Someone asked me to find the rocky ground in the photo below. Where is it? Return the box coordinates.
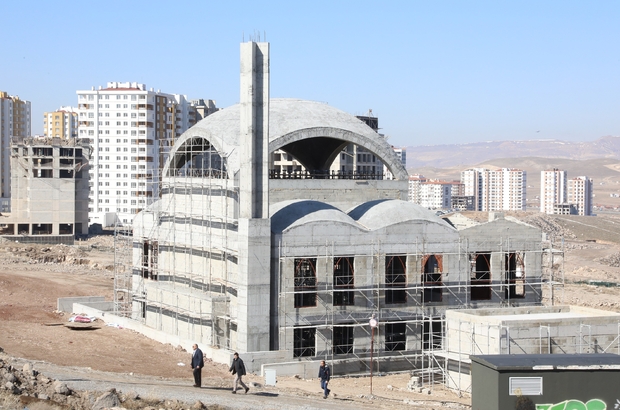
[0,212,619,409]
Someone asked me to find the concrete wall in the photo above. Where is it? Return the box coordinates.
[446,306,620,357]
[8,139,90,235]
[270,179,407,211]
[445,306,620,392]
[72,303,287,374]
[58,296,106,312]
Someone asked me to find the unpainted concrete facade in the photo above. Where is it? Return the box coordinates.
[125,41,549,376]
[444,306,620,393]
[0,136,90,241]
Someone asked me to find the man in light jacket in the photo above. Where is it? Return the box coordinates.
[229,352,249,394]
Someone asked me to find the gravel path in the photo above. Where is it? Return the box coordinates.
[9,356,388,410]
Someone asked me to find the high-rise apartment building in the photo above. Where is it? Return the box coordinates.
[0,91,31,200]
[191,99,218,121]
[408,175,462,210]
[44,107,78,139]
[333,114,384,177]
[408,175,427,203]
[76,82,215,227]
[540,169,567,214]
[419,181,452,209]
[567,176,593,216]
[461,167,526,211]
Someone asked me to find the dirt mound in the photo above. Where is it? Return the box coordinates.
[598,252,620,267]
[523,214,576,239]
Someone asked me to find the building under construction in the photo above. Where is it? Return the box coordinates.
[0,136,90,244]
[113,41,578,381]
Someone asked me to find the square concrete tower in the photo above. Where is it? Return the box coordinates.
[236,41,272,352]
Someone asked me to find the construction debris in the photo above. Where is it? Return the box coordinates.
[598,252,620,268]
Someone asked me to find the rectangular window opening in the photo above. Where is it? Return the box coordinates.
[505,252,525,299]
[471,252,492,300]
[333,256,354,306]
[386,255,407,304]
[35,169,53,178]
[422,319,442,350]
[294,258,317,308]
[293,327,316,357]
[32,224,53,235]
[385,322,406,351]
[422,255,443,303]
[333,326,354,355]
[58,224,73,235]
[142,240,158,280]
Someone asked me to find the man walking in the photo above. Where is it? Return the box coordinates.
[190,344,204,387]
[229,352,249,394]
[318,360,331,399]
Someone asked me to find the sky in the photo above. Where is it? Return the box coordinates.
[2,0,619,147]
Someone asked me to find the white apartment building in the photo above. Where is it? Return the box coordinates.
[419,181,452,210]
[0,91,31,202]
[501,168,527,210]
[77,82,212,227]
[408,175,427,203]
[540,168,567,214]
[408,176,461,210]
[567,176,593,216]
[44,107,78,139]
[461,167,526,211]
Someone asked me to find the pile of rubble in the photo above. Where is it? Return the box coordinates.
[0,241,114,271]
[80,235,116,252]
[0,352,210,410]
[598,252,620,268]
[1,243,89,265]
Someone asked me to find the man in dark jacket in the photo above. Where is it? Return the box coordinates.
[190,344,204,387]
[229,352,249,394]
[318,360,331,399]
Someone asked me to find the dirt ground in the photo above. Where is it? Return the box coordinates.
[0,237,468,409]
[0,213,619,409]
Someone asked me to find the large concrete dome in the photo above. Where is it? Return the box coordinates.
[163,98,407,180]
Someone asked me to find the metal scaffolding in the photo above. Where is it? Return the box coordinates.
[276,233,566,393]
[113,134,238,347]
[112,133,571,394]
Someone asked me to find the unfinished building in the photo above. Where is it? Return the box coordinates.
[0,136,90,243]
[119,41,558,376]
[443,306,620,393]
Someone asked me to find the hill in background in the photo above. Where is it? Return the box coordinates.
[405,136,620,209]
[406,136,620,168]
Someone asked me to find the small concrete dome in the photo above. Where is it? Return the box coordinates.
[270,200,362,233]
[349,199,453,230]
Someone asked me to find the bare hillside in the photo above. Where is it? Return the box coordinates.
[407,136,620,168]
